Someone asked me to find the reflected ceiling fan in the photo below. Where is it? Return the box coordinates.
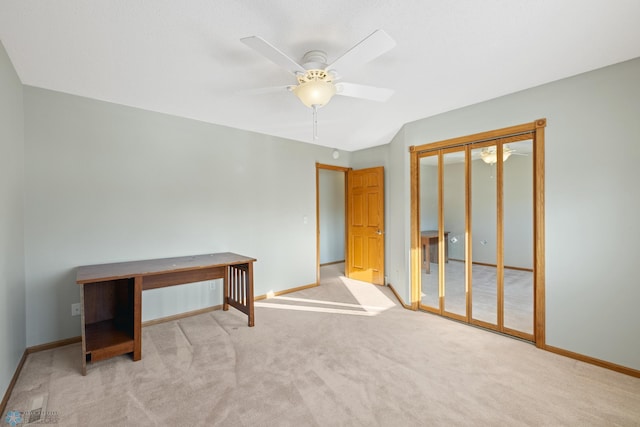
[434,145,530,165]
[240,29,396,139]
[479,145,528,165]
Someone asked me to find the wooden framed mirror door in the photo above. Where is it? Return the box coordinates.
[410,119,546,346]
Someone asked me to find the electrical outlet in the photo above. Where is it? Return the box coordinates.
[71,303,81,316]
[209,281,216,291]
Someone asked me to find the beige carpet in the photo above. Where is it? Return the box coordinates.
[421,260,534,333]
[5,263,640,426]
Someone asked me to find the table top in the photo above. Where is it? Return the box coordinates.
[77,252,256,284]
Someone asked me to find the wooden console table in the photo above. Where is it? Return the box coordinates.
[76,252,256,375]
[421,230,449,274]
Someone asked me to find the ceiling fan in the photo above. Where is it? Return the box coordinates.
[240,29,396,139]
[479,145,529,165]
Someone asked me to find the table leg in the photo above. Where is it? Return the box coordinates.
[247,262,255,327]
[421,236,431,274]
[80,285,87,376]
[223,266,230,311]
[133,276,142,361]
[444,232,449,263]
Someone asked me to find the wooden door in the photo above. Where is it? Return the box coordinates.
[347,167,385,285]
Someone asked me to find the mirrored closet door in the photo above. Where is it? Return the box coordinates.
[417,137,536,341]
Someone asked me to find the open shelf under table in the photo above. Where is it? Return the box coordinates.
[85,319,134,362]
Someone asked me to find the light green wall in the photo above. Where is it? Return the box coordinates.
[0,40,26,396]
[419,163,438,231]
[23,86,350,346]
[388,57,640,370]
[442,161,465,262]
[502,153,533,269]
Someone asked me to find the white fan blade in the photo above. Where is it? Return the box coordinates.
[326,29,396,78]
[335,82,394,102]
[241,36,306,75]
[239,85,293,96]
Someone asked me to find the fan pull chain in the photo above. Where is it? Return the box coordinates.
[312,104,319,140]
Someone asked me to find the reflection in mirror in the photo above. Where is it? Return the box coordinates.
[442,150,466,317]
[419,154,439,309]
[503,140,534,334]
[471,145,497,325]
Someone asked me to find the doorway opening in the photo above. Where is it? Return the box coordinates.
[316,164,386,286]
[316,164,348,283]
[410,119,546,346]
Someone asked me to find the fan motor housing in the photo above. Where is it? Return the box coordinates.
[301,50,328,70]
[296,69,333,85]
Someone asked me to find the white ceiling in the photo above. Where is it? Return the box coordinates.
[1,1,639,152]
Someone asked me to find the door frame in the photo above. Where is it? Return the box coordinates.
[409,119,546,347]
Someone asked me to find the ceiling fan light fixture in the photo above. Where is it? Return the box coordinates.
[480,146,513,165]
[293,69,336,108]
